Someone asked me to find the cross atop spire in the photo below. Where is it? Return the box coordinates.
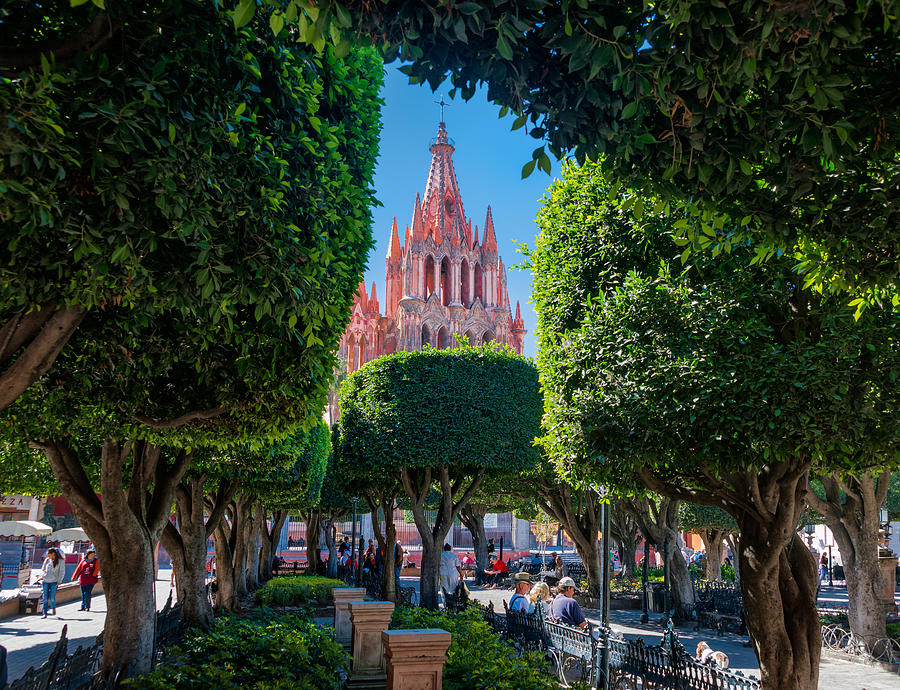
[434,94,450,123]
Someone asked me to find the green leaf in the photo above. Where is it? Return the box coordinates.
[496,34,513,61]
[168,123,176,144]
[234,0,256,29]
[742,57,756,78]
[270,13,284,35]
[621,101,638,119]
[521,160,536,179]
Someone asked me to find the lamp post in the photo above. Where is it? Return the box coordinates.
[350,496,359,585]
[640,539,650,624]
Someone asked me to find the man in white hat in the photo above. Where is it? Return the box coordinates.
[550,576,588,629]
[509,571,534,613]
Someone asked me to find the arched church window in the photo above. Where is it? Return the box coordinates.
[441,256,451,307]
[421,323,431,348]
[473,263,483,303]
[425,256,435,299]
[460,258,470,306]
[437,326,450,350]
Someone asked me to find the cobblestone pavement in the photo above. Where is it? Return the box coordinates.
[464,582,900,690]
[0,574,176,683]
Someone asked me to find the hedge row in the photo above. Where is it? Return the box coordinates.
[254,575,346,607]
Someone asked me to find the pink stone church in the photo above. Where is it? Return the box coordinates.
[338,121,526,373]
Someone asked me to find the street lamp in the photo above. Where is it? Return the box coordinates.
[350,496,359,585]
[804,521,816,551]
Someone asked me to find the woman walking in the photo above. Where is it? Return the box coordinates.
[39,548,65,619]
[72,548,99,611]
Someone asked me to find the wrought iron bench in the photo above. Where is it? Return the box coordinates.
[695,586,744,635]
[397,585,416,607]
[545,619,596,687]
[7,625,68,690]
[52,640,101,690]
[152,592,184,667]
[442,586,469,614]
[502,600,547,652]
[475,600,506,635]
[566,562,587,583]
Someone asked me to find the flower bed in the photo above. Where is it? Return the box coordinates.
[254,575,346,607]
[126,612,349,689]
[391,606,559,690]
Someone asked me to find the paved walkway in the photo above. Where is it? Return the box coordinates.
[0,574,175,683]
[464,583,900,690]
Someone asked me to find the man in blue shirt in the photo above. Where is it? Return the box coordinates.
[508,572,534,613]
[550,576,588,629]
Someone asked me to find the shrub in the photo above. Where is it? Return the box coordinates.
[721,563,736,582]
[126,612,349,689]
[255,575,346,607]
[390,606,558,690]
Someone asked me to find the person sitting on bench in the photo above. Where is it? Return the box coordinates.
[484,555,508,589]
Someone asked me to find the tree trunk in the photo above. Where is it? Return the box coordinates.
[639,460,820,690]
[620,536,637,578]
[367,495,399,602]
[459,504,490,585]
[212,519,237,611]
[620,496,695,620]
[36,439,190,676]
[725,533,740,583]
[400,466,484,609]
[701,529,728,582]
[322,515,338,578]
[245,502,262,591]
[159,475,239,628]
[808,470,890,648]
[572,536,603,596]
[738,514,819,690]
[302,510,321,573]
[232,496,252,599]
[259,509,287,583]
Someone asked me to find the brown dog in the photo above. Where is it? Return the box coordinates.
[696,641,730,669]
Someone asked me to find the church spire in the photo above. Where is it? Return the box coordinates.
[482,206,497,252]
[387,216,401,262]
[412,193,425,240]
[422,122,466,245]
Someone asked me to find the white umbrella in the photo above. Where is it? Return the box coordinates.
[0,520,53,537]
[48,527,89,542]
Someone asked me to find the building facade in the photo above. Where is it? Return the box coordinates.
[338,121,526,372]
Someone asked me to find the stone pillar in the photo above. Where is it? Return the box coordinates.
[333,588,367,645]
[382,629,452,690]
[349,601,395,677]
[878,554,898,613]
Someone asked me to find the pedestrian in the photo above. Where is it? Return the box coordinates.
[508,572,534,613]
[554,554,566,579]
[39,548,65,619]
[528,581,552,617]
[439,544,462,594]
[338,536,350,555]
[483,554,508,589]
[487,538,495,554]
[549,576,588,630]
[71,548,99,612]
[394,540,404,584]
[817,553,828,598]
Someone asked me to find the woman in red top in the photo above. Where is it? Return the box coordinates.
[71,549,99,611]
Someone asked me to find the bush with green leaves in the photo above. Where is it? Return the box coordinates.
[255,575,346,607]
[125,612,348,689]
[390,606,557,690]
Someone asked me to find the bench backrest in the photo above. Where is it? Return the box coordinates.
[544,619,595,662]
[503,601,546,647]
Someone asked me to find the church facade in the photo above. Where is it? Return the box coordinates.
[338,121,526,373]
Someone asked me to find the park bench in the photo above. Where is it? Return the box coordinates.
[153,593,184,665]
[442,586,469,614]
[397,585,416,607]
[502,600,547,653]
[474,600,506,635]
[6,625,67,690]
[693,581,744,635]
[544,619,596,686]
[566,562,587,583]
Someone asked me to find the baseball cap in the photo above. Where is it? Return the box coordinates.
[558,576,576,589]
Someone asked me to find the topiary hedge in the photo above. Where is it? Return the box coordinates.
[390,606,558,690]
[125,612,348,689]
[255,575,346,607]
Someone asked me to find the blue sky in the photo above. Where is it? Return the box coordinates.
[363,64,559,358]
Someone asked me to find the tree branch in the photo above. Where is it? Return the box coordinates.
[134,406,226,430]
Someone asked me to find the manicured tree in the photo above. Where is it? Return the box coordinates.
[336,345,542,608]
[678,503,738,582]
[250,0,900,300]
[529,161,900,690]
[333,441,404,601]
[0,2,382,674]
[807,470,891,646]
[618,496,694,620]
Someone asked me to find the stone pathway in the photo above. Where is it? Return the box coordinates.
[464,582,900,690]
[0,573,176,683]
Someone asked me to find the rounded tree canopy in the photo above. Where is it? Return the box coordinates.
[678,503,737,534]
[335,345,542,478]
[531,160,900,488]
[0,1,383,447]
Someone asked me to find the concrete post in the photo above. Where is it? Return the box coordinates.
[333,587,367,645]
[349,600,395,676]
[382,629,452,690]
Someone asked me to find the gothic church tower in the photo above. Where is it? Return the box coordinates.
[339,121,526,373]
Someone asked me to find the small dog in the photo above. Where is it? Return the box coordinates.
[696,641,730,669]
